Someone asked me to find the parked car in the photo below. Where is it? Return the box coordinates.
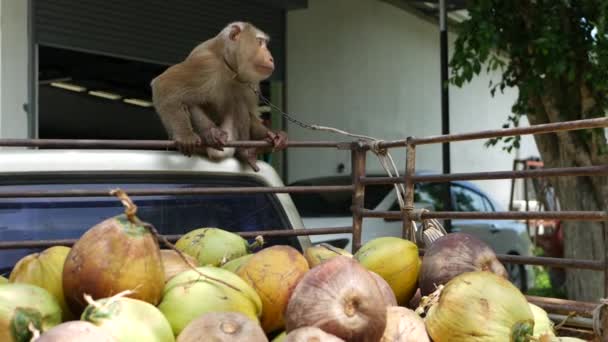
[289,174,535,291]
[0,149,312,275]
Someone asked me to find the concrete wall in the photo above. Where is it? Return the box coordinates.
[286,0,539,209]
[0,0,30,139]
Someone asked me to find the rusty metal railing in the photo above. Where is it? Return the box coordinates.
[0,116,607,339]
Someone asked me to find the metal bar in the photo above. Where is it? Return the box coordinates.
[360,209,608,221]
[0,185,354,198]
[0,138,346,149]
[0,227,354,250]
[358,165,608,185]
[417,248,604,270]
[403,144,416,240]
[548,314,593,330]
[351,144,367,252]
[526,295,597,317]
[377,117,608,148]
[496,254,604,270]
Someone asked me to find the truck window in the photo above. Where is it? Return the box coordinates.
[0,174,299,274]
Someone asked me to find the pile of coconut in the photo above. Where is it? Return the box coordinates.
[0,190,585,342]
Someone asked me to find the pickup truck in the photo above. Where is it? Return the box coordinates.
[0,149,313,275]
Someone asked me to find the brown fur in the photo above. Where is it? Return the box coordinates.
[150,22,287,171]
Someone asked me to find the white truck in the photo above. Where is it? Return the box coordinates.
[0,149,312,274]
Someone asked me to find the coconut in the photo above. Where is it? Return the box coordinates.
[304,243,353,268]
[35,321,116,342]
[422,271,534,341]
[82,292,174,342]
[380,306,429,342]
[158,266,263,336]
[62,190,165,315]
[285,256,387,342]
[418,232,508,296]
[354,237,420,305]
[369,271,398,307]
[0,283,62,342]
[9,246,73,320]
[271,331,287,342]
[236,245,309,334]
[529,303,555,339]
[175,228,263,266]
[221,254,254,274]
[160,249,199,282]
[176,312,268,342]
[285,327,345,342]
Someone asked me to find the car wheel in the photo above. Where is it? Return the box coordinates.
[506,261,527,292]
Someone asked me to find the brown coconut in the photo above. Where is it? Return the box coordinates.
[285,256,387,342]
[176,312,268,342]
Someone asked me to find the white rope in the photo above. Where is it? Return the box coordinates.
[251,86,446,246]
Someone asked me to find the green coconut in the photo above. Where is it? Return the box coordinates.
[9,246,74,320]
[0,283,62,342]
[82,292,174,342]
[158,266,262,336]
[423,271,534,342]
[175,228,263,266]
[221,254,254,274]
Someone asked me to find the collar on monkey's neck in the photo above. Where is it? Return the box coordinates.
[222,56,250,85]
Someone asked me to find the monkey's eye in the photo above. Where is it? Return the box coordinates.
[257,38,266,46]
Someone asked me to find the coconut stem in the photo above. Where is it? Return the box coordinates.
[248,235,265,250]
[320,243,348,256]
[415,284,443,316]
[28,322,40,342]
[110,188,138,223]
[142,221,243,293]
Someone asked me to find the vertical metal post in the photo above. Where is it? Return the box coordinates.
[524,162,530,234]
[403,142,416,240]
[603,228,608,342]
[440,0,452,231]
[27,0,38,139]
[351,143,367,252]
[604,223,608,299]
[509,159,518,211]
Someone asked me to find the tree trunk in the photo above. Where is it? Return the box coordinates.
[527,97,608,302]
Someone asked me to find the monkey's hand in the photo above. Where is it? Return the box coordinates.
[202,127,229,151]
[175,133,202,157]
[235,148,260,172]
[265,130,288,151]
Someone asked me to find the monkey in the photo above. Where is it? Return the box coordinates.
[150,21,287,171]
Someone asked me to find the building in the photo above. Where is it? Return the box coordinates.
[0,0,539,208]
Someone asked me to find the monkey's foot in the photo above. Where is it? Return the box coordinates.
[202,127,229,151]
[265,130,288,151]
[235,147,260,172]
[175,134,202,157]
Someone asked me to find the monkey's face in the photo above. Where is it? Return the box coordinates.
[228,24,275,83]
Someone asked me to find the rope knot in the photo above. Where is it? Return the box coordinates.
[370,140,388,155]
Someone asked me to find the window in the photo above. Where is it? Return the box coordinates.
[389,183,449,211]
[452,185,487,212]
[0,174,299,273]
[290,177,393,217]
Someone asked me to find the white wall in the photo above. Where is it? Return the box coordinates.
[286,0,539,209]
[0,0,30,139]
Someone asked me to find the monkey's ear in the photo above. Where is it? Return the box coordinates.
[229,24,242,41]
